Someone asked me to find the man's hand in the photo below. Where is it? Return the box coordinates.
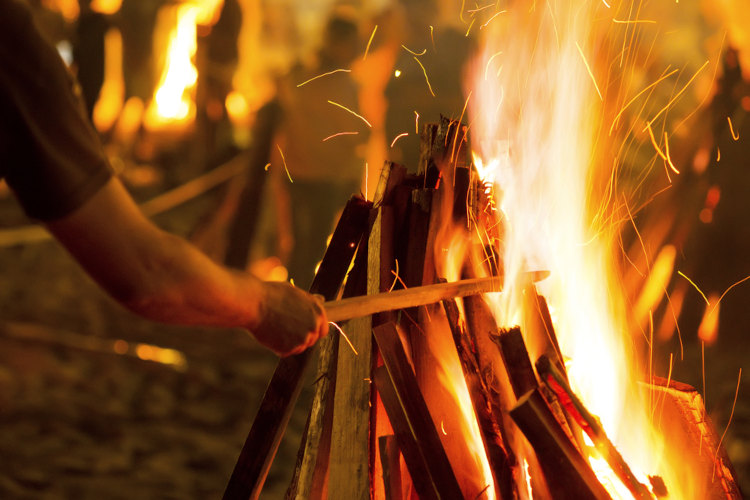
[250,281,329,356]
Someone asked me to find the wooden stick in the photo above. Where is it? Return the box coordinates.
[324,272,548,323]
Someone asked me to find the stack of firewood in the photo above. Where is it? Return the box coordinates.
[222,118,741,500]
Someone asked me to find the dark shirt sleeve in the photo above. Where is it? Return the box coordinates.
[0,0,112,221]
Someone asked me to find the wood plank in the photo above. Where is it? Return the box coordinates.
[374,366,439,500]
[327,313,372,500]
[372,322,464,499]
[222,196,371,500]
[285,160,404,499]
[327,204,393,498]
[284,333,339,500]
[328,169,397,499]
[462,294,517,462]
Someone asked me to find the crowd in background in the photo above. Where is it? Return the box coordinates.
[13,0,474,289]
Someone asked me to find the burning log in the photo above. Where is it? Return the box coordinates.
[223,196,371,500]
[510,388,613,500]
[494,326,539,399]
[372,322,464,500]
[535,354,654,500]
[645,377,742,500]
[442,297,517,499]
[462,293,519,455]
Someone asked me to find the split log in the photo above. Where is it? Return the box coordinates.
[327,208,392,499]
[372,322,463,500]
[645,377,741,499]
[521,285,583,450]
[510,388,612,500]
[462,293,518,455]
[535,355,652,500]
[442,298,516,499]
[494,326,539,399]
[522,284,566,377]
[286,162,403,499]
[374,366,440,500]
[222,196,371,500]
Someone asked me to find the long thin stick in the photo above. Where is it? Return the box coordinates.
[324,272,548,323]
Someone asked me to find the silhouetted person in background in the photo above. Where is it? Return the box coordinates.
[73,0,109,121]
[273,11,366,289]
[194,0,243,168]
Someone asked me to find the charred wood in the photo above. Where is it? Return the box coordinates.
[535,355,652,500]
[510,388,612,500]
[373,323,463,500]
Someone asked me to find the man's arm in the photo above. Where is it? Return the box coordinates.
[46,177,328,356]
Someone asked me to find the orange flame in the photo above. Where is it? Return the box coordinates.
[144,1,224,130]
[459,0,704,497]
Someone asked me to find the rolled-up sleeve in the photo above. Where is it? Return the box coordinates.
[0,0,112,221]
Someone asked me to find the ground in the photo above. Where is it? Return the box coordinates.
[0,175,315,499]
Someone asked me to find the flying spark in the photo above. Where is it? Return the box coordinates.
[322,131,359,142]
[644,60,710,132]
[480,10,507,29]
[677,270,709,305]
[663,132,680,174]
[576,41,603,101]
[276,145,293,183]
[297,68,351,88]
[484,51,503,80]
[390,132,409,148]
[713,368,742,479]
[413,56,436,97]
[363,25,377,60]
[402,44,427,56]
[613,18,656,24]
[727,116,740,140]
[329,321,358,355]
[327,100,372,127]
